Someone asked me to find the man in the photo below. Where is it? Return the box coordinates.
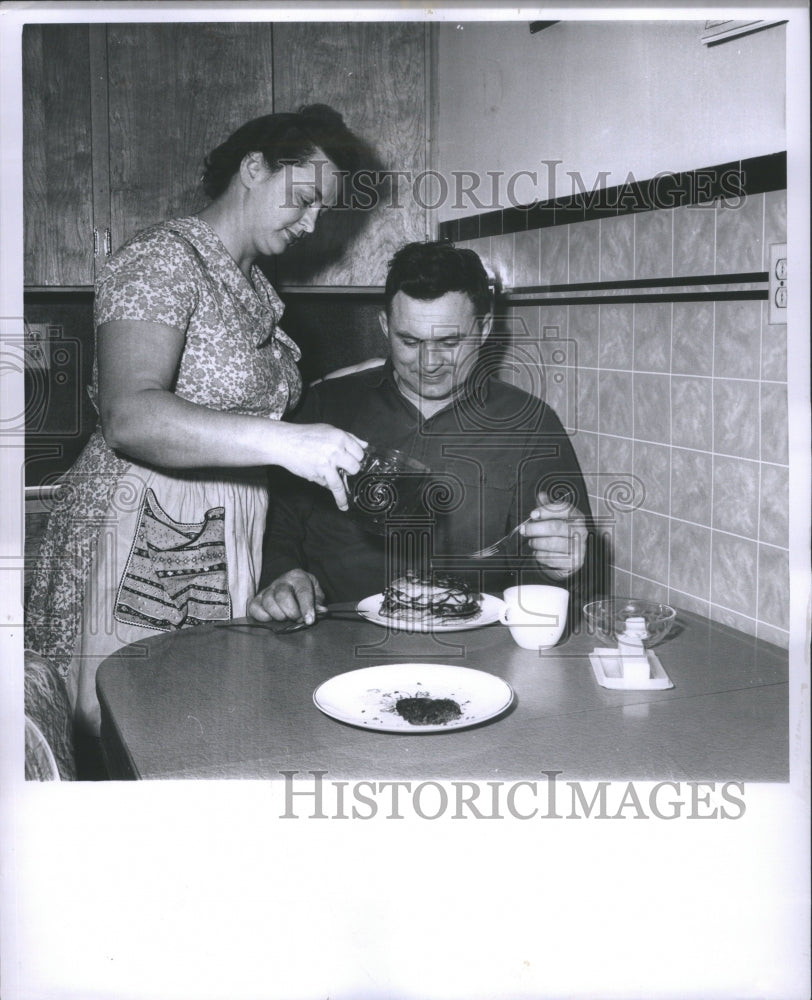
[249,241,596,624]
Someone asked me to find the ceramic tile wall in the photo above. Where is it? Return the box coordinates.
[460,189,789,647]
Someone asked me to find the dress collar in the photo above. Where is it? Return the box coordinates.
[169,217,292,352]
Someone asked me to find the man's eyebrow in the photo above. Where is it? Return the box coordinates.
[394,329,464,341]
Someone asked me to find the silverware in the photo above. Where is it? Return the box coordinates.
[463,518,531,559]
[214,605,359,635]
[214,619,290,635]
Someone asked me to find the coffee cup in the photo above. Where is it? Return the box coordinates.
[499,585,569,650]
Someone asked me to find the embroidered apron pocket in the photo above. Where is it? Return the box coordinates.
[115,488,231,630]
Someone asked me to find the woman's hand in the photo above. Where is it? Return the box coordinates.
[97,320,365,507]
[275,423,366,510]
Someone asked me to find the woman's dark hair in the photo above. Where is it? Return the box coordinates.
[201,104,364,199]
[384,241,493,319]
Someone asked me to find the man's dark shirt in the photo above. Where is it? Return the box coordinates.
[262,360,598,610]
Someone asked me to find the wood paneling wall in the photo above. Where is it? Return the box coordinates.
[273,22,429,286]
[106,23,275,249]
[23,25,95,286]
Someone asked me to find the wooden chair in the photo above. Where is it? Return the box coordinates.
[310,357,385,386]
[24,649,77,780]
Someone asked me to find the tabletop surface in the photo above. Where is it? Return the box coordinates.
[96,609,789,782]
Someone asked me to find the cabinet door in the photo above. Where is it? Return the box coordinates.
[23,25,95,286]
[273,22,429,287]
[105,23,274,253]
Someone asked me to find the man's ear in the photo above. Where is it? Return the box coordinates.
[378,309,390,341]
[478,313,493,343]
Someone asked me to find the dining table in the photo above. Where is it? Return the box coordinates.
[95,605,789,782]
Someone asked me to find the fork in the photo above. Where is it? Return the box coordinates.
[463,517,532,559]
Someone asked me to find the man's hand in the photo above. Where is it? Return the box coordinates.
[247,569,326,624]
[521,490,587,580]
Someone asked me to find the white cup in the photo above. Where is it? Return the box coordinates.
[499,585,570,650]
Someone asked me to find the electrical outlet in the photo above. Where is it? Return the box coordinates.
[768,243,787,325]
[24,322,51,370]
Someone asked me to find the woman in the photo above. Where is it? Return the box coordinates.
[26,104,367,738]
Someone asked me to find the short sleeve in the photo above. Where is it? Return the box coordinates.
[94,229,200,332]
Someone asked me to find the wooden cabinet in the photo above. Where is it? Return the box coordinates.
[273,22,431,286]
[24,23,276,286]
[23,21,431,288]
[105,23,275,250]
[23,25,95,286]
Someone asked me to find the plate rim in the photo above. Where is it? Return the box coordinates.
[355,591,505,632]
[312,661,514,733]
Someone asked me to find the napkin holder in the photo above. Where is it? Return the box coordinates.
[589,647,673,690]
[589,617,674,690]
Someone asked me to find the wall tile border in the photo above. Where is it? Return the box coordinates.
[439,151,786,243]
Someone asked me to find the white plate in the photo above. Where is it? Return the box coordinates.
[313,663,514,733]
[355,592,504,632]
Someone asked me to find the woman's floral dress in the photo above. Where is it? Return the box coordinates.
[25,217,302,721]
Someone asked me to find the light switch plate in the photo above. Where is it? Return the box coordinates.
[768,243,787,325]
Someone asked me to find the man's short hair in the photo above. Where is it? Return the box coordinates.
[384,241,493,319]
